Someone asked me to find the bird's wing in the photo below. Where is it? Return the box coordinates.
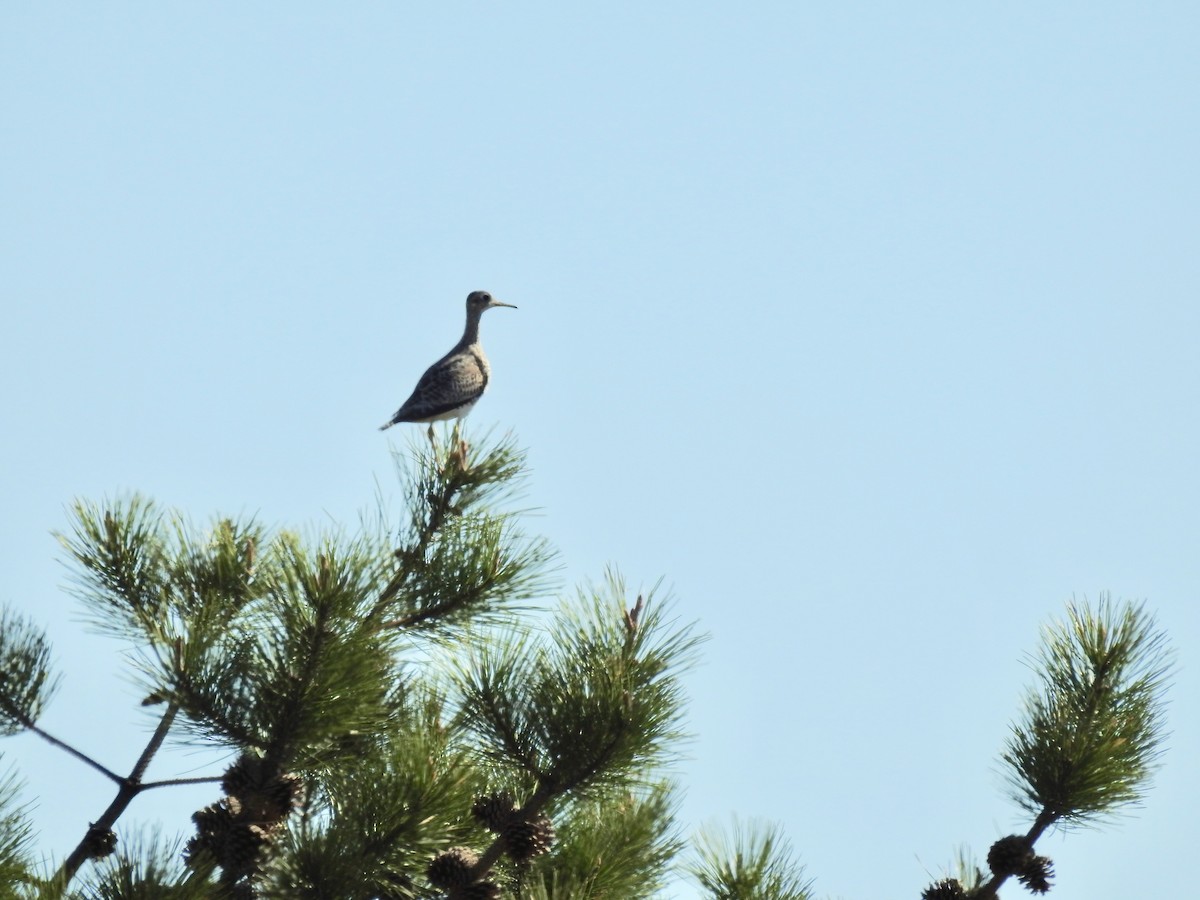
[388,352,488,423]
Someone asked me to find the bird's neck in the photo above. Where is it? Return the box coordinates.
[459,310,484,346]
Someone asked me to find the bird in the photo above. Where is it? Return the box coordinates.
[379,290,516,438]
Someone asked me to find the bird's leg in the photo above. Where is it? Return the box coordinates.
[448,420,470,471]
[427,424,450,476]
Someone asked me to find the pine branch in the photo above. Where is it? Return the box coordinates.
[932,597,1175,900]
[374,435,498,614]
[381,542,505,631]
[56,703,180,884]
[262,561,336,772]
[371,431,550,634]
[443,583,703,897]
[56,496,170,645]
[170,666,263,750]
[1001,596,1172,826]
[456,580,701,803]
[467,782,557,883]
[473,666,546,781]
[374,448,468,612]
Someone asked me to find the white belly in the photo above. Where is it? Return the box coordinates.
[425,398,478,422]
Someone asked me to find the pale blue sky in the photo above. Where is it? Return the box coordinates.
[2,4,1198,898]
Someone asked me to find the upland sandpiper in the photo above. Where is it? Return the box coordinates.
[379,290,516,438]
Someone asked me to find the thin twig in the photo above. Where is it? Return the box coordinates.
[172,670,261,748]
[140,774,224,790]
[381,576,496,630]
[21,719,124,785]
[1024,807,1057,845]
[129,700,177,783]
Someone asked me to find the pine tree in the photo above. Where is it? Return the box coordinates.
[0,431,1175,899]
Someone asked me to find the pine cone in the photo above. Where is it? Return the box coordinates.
[186,783,284,888]
[921,878,967,900]
[427,847,479,889]
[81,824,117,859]
[243,772,305,823]
[222,754,267,797]
[222,754,304,824]
[501,812,556,862]
[987,834,1033,876]
[1018,855,1055,894]
[190,799,237,849]
[182,836,204,865]
[222,823,274,878]
[471,792,517,832]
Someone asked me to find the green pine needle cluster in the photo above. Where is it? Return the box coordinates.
[529,785,682,899]
[455,574,704,799]
[0,766,37,898]
[687,819,814,900]
[1002,595,1173,828]
[71,836,209,900]
[0,612,58,737]
[381,432,556,633]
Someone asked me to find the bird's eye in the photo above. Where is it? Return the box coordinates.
[480,293,491,302]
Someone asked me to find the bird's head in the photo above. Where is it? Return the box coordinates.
[467,290,517,313]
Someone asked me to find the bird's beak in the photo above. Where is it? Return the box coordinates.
[492,300,518,309]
